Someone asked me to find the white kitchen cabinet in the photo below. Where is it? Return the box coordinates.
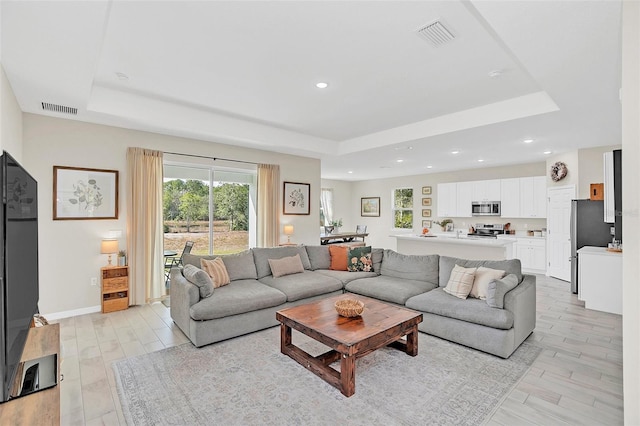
[500,178,520,218]
[515,237,546,273]
[519,176,547,218]
[577,246,621,315]
[437,183,457,217]
[472,179,501,201]
[604,151,615,223]
[456,181,473,217]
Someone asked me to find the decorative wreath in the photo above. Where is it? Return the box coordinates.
[550,161,568,182]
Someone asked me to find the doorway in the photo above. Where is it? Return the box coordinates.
[547,185,575,281]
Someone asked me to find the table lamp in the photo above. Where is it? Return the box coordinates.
[101,239,119,266]
[284,225,294,243]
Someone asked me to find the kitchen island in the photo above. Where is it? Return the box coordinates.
[394,234,515,260]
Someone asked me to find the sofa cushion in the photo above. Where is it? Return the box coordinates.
[371,248,383,275]
[183,251,258,281]
[252,247,312,279]
[306,245,331,270]
[438,256,522,287]
[486,274,520,309]
[345,275,437,305]
[329,245,348,271]
[347,246,373,272]
[182,264,214,298]
[258,270,343,302]
[315,269,377,285]
[189,279,287,321]
[443,264,476,299]
[380,250,439,284]
[200,257,231,288]
[470,267,505,300]
[268,254,305,278]
[405,288,514,330]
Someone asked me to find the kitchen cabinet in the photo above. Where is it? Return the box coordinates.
[472,179,501,201]
[455,181,473,217]
[500,178,520,218]
[519,176,546,218]
[514,237,546,273]
[577,246,621,315]
[437,183,457,217]
[603,151,615,223]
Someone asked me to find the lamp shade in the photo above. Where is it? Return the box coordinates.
[101,239,119,254]
[283,225,294,235]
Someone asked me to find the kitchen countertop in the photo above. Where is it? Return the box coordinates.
[577,246,622,257]
[394,234,515,248]
[497,234,546,240]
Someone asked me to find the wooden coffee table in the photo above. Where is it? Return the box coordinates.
[275,294,423,397]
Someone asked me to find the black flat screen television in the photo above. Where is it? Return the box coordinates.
[0,151,39,402]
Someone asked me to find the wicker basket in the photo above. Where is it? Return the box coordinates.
[334,299,365,317]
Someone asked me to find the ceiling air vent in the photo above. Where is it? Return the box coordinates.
[41,102,78,115]
[416,20,456,47]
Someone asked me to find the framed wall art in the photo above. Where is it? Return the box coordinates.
[53,166,119,220]
[422,220,432,228]
[421,197,432,206]
[283,181,310,215]
[422,209,432,217]
[361,197,380,217]
[422,186,432,195]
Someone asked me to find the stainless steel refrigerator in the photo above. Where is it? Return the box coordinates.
[570,199,613,294]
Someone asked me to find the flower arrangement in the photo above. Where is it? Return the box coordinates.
[434,218,453,231]
[330,218,343,228]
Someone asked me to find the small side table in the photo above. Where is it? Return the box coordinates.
[101,266,129,313]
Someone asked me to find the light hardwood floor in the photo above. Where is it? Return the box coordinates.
[55,274,623,425]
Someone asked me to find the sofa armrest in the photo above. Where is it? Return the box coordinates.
[169,267,200,339]
[504,274,536,344]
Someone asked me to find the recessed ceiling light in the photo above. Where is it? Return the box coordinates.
[478,159,484,162]
[347,171,353,174]
[396,159,404,163]
[488,69,503,78]
[426,165,433,169]
[316,82,328,89]
[543,150,552,155]
[523,139,534,144]
[115,72,129,81]
[451,150,459,155]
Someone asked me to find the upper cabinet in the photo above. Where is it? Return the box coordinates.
[456,181,473,217]
[500,178,521,218]
[437,182,457,217]
[519,176,547,218]
[472,179,501,201]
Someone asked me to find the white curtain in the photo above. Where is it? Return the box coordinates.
[257,164,280,247]
[127,147,165,304]
[320,188,334,226]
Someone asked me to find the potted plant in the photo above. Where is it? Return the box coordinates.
[117,250,127,266]
[434,219,453,232]
[330,218,343,233]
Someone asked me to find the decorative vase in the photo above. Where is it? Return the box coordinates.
[118,256,127,266]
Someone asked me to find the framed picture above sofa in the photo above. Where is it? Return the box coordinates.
[361,197,380,217]
[283,181,310,215]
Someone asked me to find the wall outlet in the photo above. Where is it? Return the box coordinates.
[90,277,98,286]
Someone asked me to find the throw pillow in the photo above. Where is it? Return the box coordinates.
[486,274,519,308]
[268,254,305,278]
[347,246,373,272]
[470,266,506,300]
[200,257,231,288]
[329,245,349,271]
[182,264,215,298]
[443,264,477,299]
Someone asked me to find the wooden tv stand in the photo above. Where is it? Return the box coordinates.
[0,324,60,425]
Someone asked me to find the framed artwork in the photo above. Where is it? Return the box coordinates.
[422,186,432,195]
[422,220,432,228]
[421,197,432,206]
[361,197,380,217]
[422,209,432,217]
[283,181,310,215]
[53,166,119,220]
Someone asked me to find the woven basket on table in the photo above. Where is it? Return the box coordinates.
[334,299,365,317]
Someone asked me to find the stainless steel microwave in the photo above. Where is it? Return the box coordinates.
[471,201,501,216]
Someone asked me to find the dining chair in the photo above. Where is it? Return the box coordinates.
[355,225,367,242]
[165,241,195,288]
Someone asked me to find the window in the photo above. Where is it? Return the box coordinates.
[392,188,413,229]
[320,188,334,226]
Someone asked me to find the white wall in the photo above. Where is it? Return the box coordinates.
[622,2,640,423]
[22,113,321,317]
[0,64,22,160]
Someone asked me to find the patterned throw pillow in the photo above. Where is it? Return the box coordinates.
[469,267,505,300]
[347,246,373,272]
[329,245,349,271]
[443,264,477,299]
[200,257,231,288]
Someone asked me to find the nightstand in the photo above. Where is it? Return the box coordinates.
[101,266,129,313]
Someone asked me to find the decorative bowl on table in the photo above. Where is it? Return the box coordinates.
[334,299,365,317]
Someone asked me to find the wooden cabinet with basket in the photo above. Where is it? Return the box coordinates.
[101,266,129,313]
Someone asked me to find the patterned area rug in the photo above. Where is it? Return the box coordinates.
[113,327,540,425]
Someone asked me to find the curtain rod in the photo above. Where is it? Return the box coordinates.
[163,151,259,165]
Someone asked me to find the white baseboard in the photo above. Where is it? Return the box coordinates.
[42,305,102,321]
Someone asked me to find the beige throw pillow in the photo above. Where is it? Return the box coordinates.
[268,254,305,278]
[470,266,506,300]
[443,264,477,299]
[200,257,231,288]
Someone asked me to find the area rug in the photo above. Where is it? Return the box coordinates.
[113,327,540,426]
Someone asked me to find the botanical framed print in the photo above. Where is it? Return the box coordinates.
[422,209,432,217]
[422,220,432,228]
[283,181,310,215]
[422,197,432,206]
[422,186,432,195]
[361,197,380,217]
[53,166,118,220]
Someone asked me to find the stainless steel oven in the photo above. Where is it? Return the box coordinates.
[471,201,501,216]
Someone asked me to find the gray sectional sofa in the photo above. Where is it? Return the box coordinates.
[170,245,536,358]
